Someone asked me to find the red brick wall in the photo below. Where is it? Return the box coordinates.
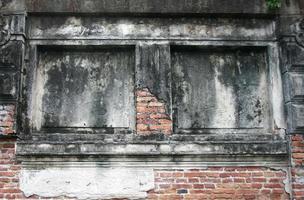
[0,139,25,199]
[148,168,290,200]
[136,88,172,135]
[0,105,15,135]
[291,135,304,167]
[291,134,304,200]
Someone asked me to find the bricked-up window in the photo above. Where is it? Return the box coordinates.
[171,46,271,134]
[31,46,135,133]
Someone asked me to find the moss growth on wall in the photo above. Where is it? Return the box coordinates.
[266,0,281,9]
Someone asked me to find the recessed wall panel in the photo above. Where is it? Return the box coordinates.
[33,47,135,130]
[172,47,270,130]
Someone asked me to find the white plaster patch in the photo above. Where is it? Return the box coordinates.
[117,23,135,36]
[20,167,154,200]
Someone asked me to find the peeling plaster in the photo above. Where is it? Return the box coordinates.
[269,167,292,197]
[20,167,154,200]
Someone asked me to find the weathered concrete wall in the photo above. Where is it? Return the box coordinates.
[0,0,303,199]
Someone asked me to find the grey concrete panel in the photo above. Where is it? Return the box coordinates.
[32,46,135,130]
[171,47,270,130]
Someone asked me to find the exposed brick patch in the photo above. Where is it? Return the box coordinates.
[291,134,304,200]
[0,139,27,199]
[0,104,15,135]
[136,88,172,135]
[148,167,290,200]
[291,134,304,167]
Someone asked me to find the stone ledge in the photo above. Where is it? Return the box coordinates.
[21,132,286,143]
[17,133,288,160]
[16,140,288,158]
[18,159,289,168]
